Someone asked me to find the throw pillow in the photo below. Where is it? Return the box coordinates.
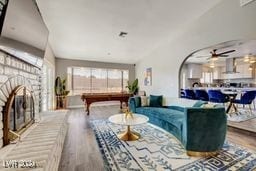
[201,103,216,108]
[134,96,141,107]
[149,95,163,107]
[141,96,149,106]
[193,100,208,107]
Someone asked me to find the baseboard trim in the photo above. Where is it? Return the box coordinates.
[67,105,84,109]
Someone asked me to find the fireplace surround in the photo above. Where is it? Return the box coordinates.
[0,75,38,148]
[3,85,34,145]
[0,49,41,149]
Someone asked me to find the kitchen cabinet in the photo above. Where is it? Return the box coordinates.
[232,63,252,79]
[220,67,226,79]
[213,67,222,80]
[187,64,202,78]
[241,63,253,78]
[201,72,213,83]
[221,63,252,79]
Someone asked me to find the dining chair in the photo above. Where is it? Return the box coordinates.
[184,89,197,100]
[195,89,209,101]
[208,90,229,105]
[233,90,256,114]
[180,89,186,98]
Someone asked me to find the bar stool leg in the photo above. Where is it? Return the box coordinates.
[249,104,252,115]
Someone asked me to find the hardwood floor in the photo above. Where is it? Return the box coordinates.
[228,118,256,133]
[59,105,256,171]
[58,105,121,171]
[227,127,256,151]
[227,105,256,133]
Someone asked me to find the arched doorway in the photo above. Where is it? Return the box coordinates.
[178,39,256,97]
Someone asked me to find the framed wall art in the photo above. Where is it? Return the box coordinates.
[144,67,152,86]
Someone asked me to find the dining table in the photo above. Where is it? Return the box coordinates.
[222,91,239,113]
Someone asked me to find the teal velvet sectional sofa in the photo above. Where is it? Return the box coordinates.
[129,97,227,154]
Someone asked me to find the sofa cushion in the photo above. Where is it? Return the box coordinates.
[141,96,149,106]
[166,106,185,112]
[149,95,163,107]
[168,98,196,108]
[136,107,184,130]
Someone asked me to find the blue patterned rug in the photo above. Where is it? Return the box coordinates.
[91,120,256,171]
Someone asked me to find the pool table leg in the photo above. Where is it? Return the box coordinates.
[86,102,91,115]
[120,101,123,109]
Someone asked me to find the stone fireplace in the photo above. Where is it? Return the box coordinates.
[3,84,35,145]
[0,51,41,148]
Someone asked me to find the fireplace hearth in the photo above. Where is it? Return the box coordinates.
[3,85,35,145]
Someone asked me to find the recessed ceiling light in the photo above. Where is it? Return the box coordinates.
[119,32,128,37]
[244,55,250,62]
[211,56,218,61]
[249,58,256,63]
[210,63,215,68]
[249,65,253,71]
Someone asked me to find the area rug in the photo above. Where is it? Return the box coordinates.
[227,109,256,122]
[91,120,256,171]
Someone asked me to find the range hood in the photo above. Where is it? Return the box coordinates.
[223,58,239,74]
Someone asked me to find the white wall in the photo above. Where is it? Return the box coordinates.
[136,0,256,104]
[44,43,56,67]
[43,43,56,110]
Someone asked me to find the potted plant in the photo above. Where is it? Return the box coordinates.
[55,76,70,109]
[126,78,139,95]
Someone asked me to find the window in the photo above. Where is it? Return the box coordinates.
[67,67,129,95]
[91,68,107,93]
[73,67,91,92]
[123,70,129,92]
[108,69,122,92]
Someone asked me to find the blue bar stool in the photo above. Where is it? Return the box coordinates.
[233,90,256,114]
[184,89,197,100]
[195,89,209,101]
[208,90,229,105]
[180,89,186,98]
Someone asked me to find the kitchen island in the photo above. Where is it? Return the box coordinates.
[191,87,256,92]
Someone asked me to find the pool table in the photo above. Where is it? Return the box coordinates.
[81,93,132,115]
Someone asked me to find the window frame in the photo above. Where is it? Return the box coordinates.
[67,66,129,94]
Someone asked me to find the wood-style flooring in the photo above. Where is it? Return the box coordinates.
[227,105,256,133]
[58,105,256,171]
[228,118,256,133]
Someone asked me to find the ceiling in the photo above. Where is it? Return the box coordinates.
[35,0,222,64]
[2,0,48,51]
[186,39,256,66]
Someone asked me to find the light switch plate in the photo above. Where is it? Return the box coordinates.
[240,0,256,6]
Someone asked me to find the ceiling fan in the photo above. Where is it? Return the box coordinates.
[195,49,236,61]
